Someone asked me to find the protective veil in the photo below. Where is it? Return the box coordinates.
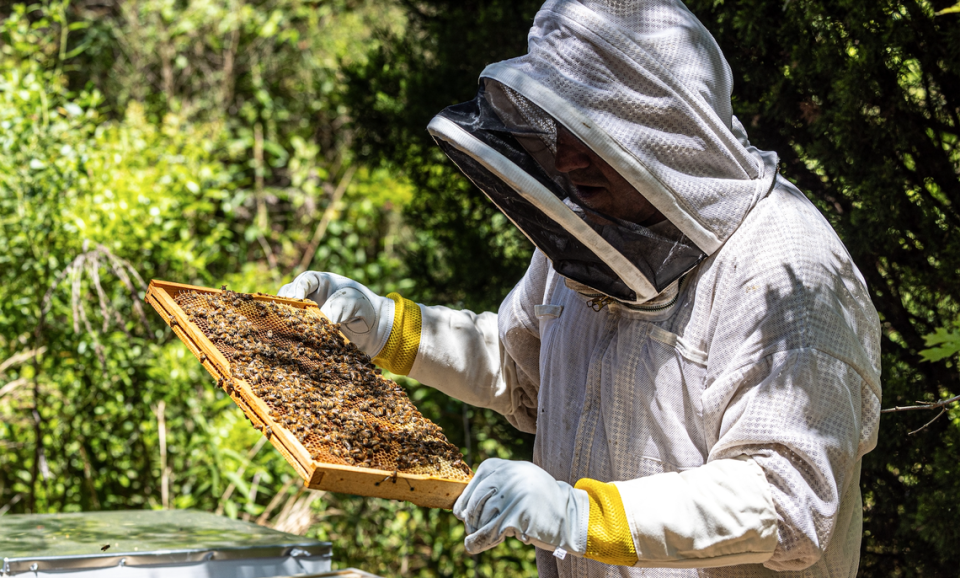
[410,1,881,577]
[427,0,778,305]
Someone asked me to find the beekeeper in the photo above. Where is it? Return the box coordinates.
[279,0,881,575]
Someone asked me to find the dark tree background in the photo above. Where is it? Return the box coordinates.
[347,1,960,575]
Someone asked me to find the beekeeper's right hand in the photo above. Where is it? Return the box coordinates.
[277,272,421,375]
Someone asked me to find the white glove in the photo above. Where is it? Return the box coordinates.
[453,458,589,555]
[278,272,394,358]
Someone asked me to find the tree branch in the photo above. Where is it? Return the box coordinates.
[0,348,47,376]
[294,165,356,275]
[881,393,960,413]
[908,408,947,436]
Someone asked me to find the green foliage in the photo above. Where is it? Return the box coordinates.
[0,1,287,517]
[15,0,960,573]
[0,2,535,576]
[920,322,960,362]
[344,0,541,310]
[938,1,960,14]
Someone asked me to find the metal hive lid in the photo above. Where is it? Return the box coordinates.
[1,509,331,574]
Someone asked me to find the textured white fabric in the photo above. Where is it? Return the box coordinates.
[412,178,881,577]
[410,293,541,434]
[613,456,777,568]
[278,272,394,357]
[479,0,781,255]
[453,458,590,556]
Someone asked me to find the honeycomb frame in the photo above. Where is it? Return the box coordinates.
[146,280,470,509]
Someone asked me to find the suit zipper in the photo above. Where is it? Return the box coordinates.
[584,275,685,313]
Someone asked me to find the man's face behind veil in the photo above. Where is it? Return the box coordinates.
[554,124,665,228]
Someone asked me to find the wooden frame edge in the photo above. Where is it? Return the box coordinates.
[145,280,470,509]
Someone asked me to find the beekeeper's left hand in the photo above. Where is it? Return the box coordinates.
[453,458,589,555]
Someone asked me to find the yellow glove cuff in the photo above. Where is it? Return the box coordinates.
[575,478,638,566]
[372,293,422,375]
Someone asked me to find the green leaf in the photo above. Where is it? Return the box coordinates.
[937,2,960,15]
[920,326,960,362]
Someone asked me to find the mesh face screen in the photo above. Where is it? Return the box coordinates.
[433,83,706,302]
[175,289,471,480]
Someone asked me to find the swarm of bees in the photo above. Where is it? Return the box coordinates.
[175,288,471,480]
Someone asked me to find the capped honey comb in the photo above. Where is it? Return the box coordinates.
[146,280,471,509]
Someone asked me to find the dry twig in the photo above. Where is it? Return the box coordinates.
[880,394,960,413]
[0,494,22,516]
[908,408,948,436]
[0,348,46,376]
[155,401,169,509]
[295,165,356,274]
[0,378,28,400]
[881,394,960,435]
[271,489,325,535]
[257,476,297,526]
[215,435,268,515]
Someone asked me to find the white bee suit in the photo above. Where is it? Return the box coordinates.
[413,0,881,576]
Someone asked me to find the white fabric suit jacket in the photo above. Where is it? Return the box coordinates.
[409,174,881,578]
[411,1,882,576]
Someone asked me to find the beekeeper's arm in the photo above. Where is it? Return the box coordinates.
[450,362,875,571]
[279,253,545,433]
[539,346,877,570]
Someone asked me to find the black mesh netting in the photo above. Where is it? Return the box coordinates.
[433,83,705,301]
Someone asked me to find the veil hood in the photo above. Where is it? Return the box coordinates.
[429,0,778,304]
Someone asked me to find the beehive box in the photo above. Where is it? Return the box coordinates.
[146,280,471,509]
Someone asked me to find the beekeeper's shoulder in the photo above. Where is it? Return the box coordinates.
[720,177,853,278]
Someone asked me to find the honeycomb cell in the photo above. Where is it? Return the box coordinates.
[175,289,471,480]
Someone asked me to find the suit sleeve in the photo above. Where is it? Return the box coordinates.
[407,251,548,433]
[583,225,881,570]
